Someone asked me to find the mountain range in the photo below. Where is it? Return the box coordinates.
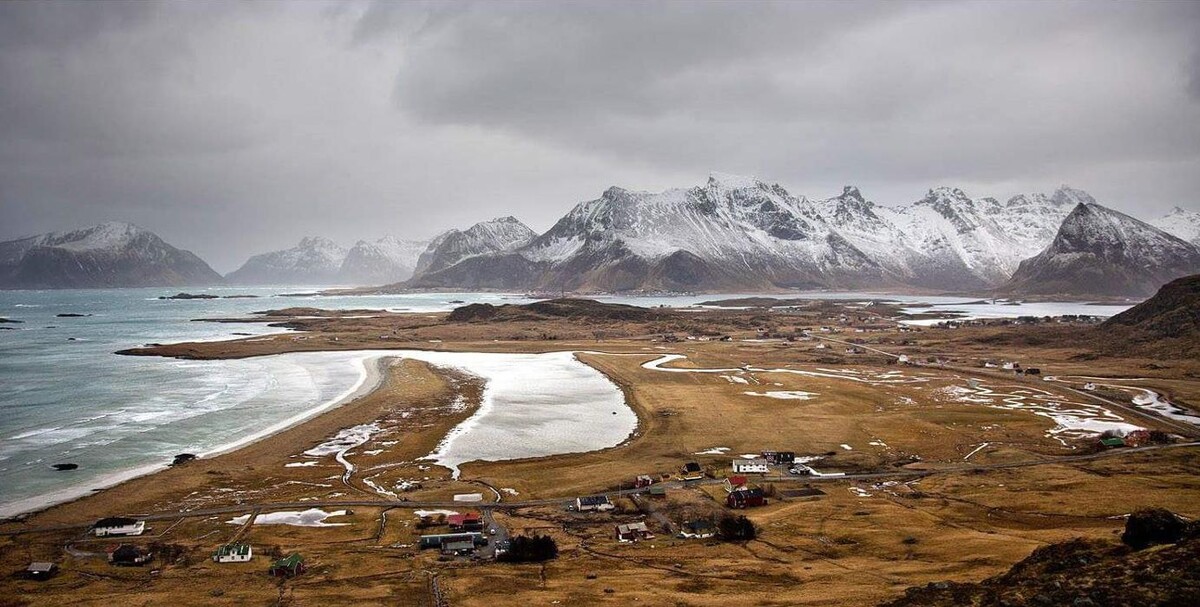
[401,174,1200,296]
[224,235,432,286]
[3,175,1198,294]
[222,217,535,286]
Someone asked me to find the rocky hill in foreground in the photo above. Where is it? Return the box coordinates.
[0,222,222,289]
[881,509,1200,607]
[1097,273,1200,356]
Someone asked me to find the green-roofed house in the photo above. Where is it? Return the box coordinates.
[268,553,305,577]
[212,543,253,563]
[1100,437,1126,448]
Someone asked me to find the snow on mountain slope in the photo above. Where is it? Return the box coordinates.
[881,188,1026,287]
[414,174,885,292]
[1152,207,1200,246]
[404,174,1168,294]
[1006,203,1200,297]
[413,217,535,276]
[814,185,1076,289]
[0,222,222,289]
[338,236,430,285]
[225,236,348,285]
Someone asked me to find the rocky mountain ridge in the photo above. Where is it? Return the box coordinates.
[0,222,222,289]
[413,216,536,276]
[225,234,433,286]
[405,174,1144,293]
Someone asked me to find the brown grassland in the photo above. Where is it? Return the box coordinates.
[2,301,1198,606]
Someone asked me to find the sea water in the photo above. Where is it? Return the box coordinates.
[0,287,1133,516]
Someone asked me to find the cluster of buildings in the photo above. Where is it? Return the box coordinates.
[418,509,491,558]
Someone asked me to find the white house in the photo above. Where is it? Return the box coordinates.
[731,458,770,474]
[576,495,615,512]
[92,517,145,537]
[213,543,252,563]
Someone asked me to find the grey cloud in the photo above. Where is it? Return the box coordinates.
[383,1,1200,193]
[0,1,1198,272]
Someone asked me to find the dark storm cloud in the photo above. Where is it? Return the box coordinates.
[1,1,1198,272]
[383,0,1200,193]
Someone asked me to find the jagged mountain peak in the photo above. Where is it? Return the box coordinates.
[820,186,878,222]
[412,215,536,276]
[1150,205,1200,246]
[838,185,865,202]
[920,186,973,205]
[1051,185,1096,207]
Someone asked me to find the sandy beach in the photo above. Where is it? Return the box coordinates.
[1,355,486,529]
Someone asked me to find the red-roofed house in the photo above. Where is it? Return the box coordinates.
[724,476,749,493]
[447,512,484,532]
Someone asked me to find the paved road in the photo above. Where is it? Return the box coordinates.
[477,507,508,559]
[4,441,1196,538]
[806,330,1200,439]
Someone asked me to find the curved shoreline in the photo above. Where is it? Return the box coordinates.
[0,356,391,520]
[1,349,642,520]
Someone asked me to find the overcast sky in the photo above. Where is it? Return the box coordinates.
[2,1,1198,272]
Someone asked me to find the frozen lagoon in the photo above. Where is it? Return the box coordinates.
[268,350,638,477]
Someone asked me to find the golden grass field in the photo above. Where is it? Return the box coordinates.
[3,304,1198,606]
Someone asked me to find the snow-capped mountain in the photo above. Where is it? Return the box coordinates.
[0,222,222,289]
[409,174,887,291]
[1005,203,1200,297]
[225,236,348,285]
[412,217,536,276]
[407,175,1086,293]
[338,236,430,285]
[1151,207,1200,246]
[815,185,1080,289]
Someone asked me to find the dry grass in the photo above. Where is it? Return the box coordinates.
[4,306,1199,606]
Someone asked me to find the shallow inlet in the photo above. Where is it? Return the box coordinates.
[249,349,638,478]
